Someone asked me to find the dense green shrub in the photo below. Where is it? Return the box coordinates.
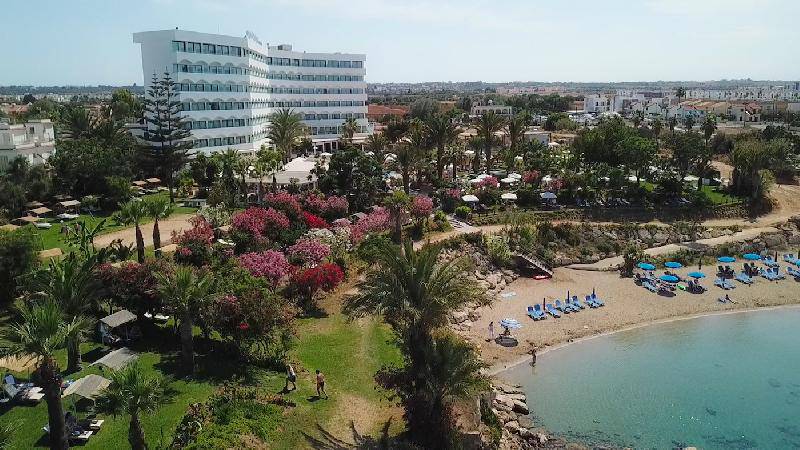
[483,234,513,268]
[355,233,393,264]
[0,229,38,303]
[455,206,471,220]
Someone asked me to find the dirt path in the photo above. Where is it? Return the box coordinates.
[93,213,196,249]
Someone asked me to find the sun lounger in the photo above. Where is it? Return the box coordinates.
[760,269,779,281]
[583,295,598,308]
[545,303,561,318]
[763,258,778,268]
[718,296,729,303]
[783,254,798,264]
[554,300,570,313]
[735,272,754,284]
[787,267,800,279]
[589,293,605,306]
[527,306,545,320]
[643,281,657,293]
[714,278,728,289]
[532,304,546,320]
[571,296,586,310]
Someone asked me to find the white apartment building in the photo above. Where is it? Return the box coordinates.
[583,94,611,114]
[133,29,369,155]
[0,119,55,171]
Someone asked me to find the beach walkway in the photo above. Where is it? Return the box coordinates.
[567,225,780,271]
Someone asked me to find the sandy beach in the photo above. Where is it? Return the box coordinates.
[466,265,800,373]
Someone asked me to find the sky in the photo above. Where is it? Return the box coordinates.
[1,0,798,86]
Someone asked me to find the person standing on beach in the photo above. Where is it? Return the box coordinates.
[530,347,537,366]
[315,369,328,399]
[488,321,494,342]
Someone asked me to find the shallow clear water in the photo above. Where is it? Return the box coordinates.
[502,308,800,449]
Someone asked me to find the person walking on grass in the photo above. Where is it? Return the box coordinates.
[316,369,328,399]
[285,364,297,391]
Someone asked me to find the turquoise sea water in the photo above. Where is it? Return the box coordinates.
[502,307,800,449]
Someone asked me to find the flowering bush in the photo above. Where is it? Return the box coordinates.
[332,218,351,228]
[441,188,462,213]
[302,193,327,214]
[265,192,303,218]
[302,211,329,229]
[97,259,171,316]
[324,195,349,219]
[350,208,390,244]
[237,250,293,287]
[199,204,232,228]
[172,215,215,266]
[444,188,462,200]
[410,196,434,219]
[291,262,344,310]
[549,178,565,191]
[287,238,331,266]
[522,170,540,185]
[231,207,290,241]
[476,176,499,189]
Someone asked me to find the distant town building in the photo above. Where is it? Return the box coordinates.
[0,119,55,171]
[366,104,409,122]
[470,99,512,116]
[583,94,611,114]
[133,29,370,154]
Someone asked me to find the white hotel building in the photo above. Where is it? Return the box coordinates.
[133,29,369,155]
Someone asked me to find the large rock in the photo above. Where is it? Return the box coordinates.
[450,310,469,324]
[512,400,530,415]
[503,420,520,433]
[788,232,800,245]
[763,233,787,249]
[517,416,534,429]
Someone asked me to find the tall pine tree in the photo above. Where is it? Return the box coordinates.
[141,73,193,203]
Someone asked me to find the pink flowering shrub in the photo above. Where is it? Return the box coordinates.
[445,188,462,199]
[231,207,290,241]
[238,250,293,287]
[349,208,390,244]
[172,215,215,266]
[302,193,327,214]
[549,178,564,191]
[265,192,303,218]
[332,218,351,228]
[410,196,434,219]
[287,238,331,266]
[324,195,349,219]
[476,176,499,189]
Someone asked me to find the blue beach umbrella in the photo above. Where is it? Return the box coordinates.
[659,274,679,283]
[500,318,522,329]
[665,261,683,269]
[717,256,736,263]
[743,253,761,261]
[637,262,656,271]
[687,271,706,279]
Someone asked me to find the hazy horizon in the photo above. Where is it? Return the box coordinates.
[1,0,798,86]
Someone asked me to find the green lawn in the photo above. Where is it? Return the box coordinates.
[19,192,197,252]
[0,308,403,449]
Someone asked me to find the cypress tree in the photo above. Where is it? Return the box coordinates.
[141,72,193,203]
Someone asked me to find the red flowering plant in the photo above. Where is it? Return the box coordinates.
[302,192,327,215]
[522,170,541,185]
[287,238,331,266]
[230,207,290,252]
[323,195,349,220]
[476,176,499,189]
[290,262,344,311]
[172,215,215,266]
[237,250,293,288]
[410,196,434,220]
[265,192,303,219]
[302,211,329,229]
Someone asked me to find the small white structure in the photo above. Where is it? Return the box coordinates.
[462,194,479,203]
[91,347,138,371]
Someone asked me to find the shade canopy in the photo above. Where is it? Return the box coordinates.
[687,271,706,279]
[461,194,479,203]
[659,274,679,283]
[501,193,518,200]
[743,253,761,261]
[91,347,138,370]
[499,318,522,329]
[717,256,736,263]
[637,262,656,271]
[540,192,557,200]
[58,200,81,208]
[100,309,136,329]
[500,177,517,184]
[665,261,683,269]
[62,374,110,400]
[508,172,522,179]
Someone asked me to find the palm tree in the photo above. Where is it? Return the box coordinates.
[475,112,505,171]
[1,300,88,450]
[30,253,98,373]
[267,108,306,162]
[256,147,283,196]
[702,114,718,146]
[631,110,644,129]
[651,118,663,146]
[683,115,696,131]
[468,136,484,172]
[365,133,388,158]
[342,118,359,143]
[506,113,527,154]
[424,114,458,180]
[344,241,481,363]
[145,197,173,256]
[448,139,466,180]
[155,266,214,374]
[116,200,148,263]
[97,361,170,450]
[668,116,678,135]
[383,191,410,243]
[59,105,96,140]
[395,144,420,194]
[675,86,686,102]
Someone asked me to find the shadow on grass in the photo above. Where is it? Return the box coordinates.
[303,420,412,450]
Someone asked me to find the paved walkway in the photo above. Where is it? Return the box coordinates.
[567,226,780,271]
[93,213,196,248]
